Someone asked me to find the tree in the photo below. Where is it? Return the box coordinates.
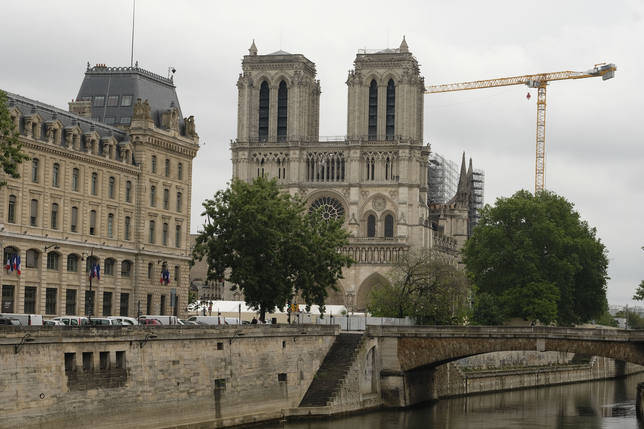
[463,190,609,326]
[192,177,352,321]
[367,250,469,325]
[632,247,644,301]
[0,90,29,186]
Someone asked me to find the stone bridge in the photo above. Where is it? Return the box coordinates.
[367,325,644,407]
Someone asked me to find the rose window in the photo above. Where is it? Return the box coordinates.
[309,197,345,220]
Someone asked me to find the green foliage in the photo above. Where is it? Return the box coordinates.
[367,250,469,325]
[471,291,503,325]
[192,177,352,321]
[594,309,618,328]
[616,307,644,329]
[632,247,644,301]
[0,90,29,186]
[463,190,609,326]
[188,289,198,304]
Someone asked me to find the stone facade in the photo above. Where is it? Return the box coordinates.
[0,65,199,319]
[231,38,465,311]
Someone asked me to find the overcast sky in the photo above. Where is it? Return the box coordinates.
[1,0,642,306]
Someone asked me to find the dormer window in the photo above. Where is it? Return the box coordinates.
[121,95,133,107]
[93,96,104,107]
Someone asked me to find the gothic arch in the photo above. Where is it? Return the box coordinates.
[358,193,398,217]
[356,271,390,311]
[306,190,348,214]
[273,74,292,88]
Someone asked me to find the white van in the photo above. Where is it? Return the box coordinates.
[0,313,43,326]
[107,316,139,326]
[187,316,240,325]
[52,316,89,326]
[140,315,180,325]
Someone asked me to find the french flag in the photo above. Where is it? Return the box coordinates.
[160,268,170,285]
[5,257,10,271]
[89,263,100,281]
[15,255,21,275]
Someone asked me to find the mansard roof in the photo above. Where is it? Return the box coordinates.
[75,64,183,128]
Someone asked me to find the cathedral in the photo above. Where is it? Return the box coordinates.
[231,38,471,311]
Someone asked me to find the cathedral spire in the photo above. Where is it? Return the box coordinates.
[249,39,258,56]
[454,152,469,205]
[399,35,409,53]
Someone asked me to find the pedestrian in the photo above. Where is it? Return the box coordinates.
[251,317,258,324]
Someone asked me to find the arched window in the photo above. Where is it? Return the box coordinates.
[71,206,78,232]
[277,80,288,141]
[66,254,79,272]
[147,262,154,279]
[91,172,98,195]
[52,163,60,187]
[149,220,155,244]
[368,80,378,140]
[150,185,156,207]
[124,216,131,241]
[47,252,60,270]
[258,81,269,141]
[107,213,114,238]
[7,195,16,223]
[165,158,170,177]
[3,247,18,266]
[89,210,96,235]
[26,249,39,268]
[367,215,376,238]
[177,163,183,180]
[386,79,395,140]
[121,260,132,277]
[32,158,39,183]
[125,180,132,202]
[384,214,394,238]
[85,256,99,274]
[162,222,169,246]
[104,258,115,276]
[30,199,38,226]
[108,176,115,199]
[51,203,59,229]
[72,168,80,191]
[176,192,182,212]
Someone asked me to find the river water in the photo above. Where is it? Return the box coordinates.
[260,373,644,429]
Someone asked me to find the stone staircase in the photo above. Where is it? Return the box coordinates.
[299,333,364,407]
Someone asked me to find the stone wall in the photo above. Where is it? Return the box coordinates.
[0,325,337,429]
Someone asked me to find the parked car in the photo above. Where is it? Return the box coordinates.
[0,317,21,326]
[0,313,42,326]
[139,315,180,325]
[88,317,117,326]
[139,318,162,326]
[53,316,89,326]
[180,319,199,325]
[107,316,139,326]
[43,319,65,326]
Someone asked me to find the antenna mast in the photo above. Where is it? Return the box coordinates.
[130,0,136,67]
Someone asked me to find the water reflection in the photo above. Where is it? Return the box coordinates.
[260,374,644,429]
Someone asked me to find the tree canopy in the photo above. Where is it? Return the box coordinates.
[0,90,29,186]
[463,190,608,326]
[367,250,469,325]
[632,247,644,301]
[192,177,352,321]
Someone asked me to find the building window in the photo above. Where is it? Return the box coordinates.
[151,155,157,173]
[67,254,79,272]
[52,163,60,187]
[121,260,132,277]
[384,214,394,238]
[71,206,78,233]
[150,185,156,206]
[107,95,119,107]
[121,95,132,107]
[367,215,376,238]
[175,225,181,248]
[45,288,57,315]
[165,159,170,177]
[65,289,76,315]
[160,295,166,315]
[386,79,395,140]
[105,117,115,125]
[146,294,152,314]
[8,194,16,223]
[163,188,169,210]
[147,262,153,279]
[47,252,59,270]
[30,199,38,226]
[108,176,115,199]
[148,220,155,244]
[176,192,182,212]
[26,249,39,268]
[277,80,288,141]
[72,168,80,191]
[107,213,114,238]
[50,203,59,229]
[368,80,378,140]
[24,287,37,314]
[104,258,115,276]
[178,163,183,180]
[125,180,132,202]
[162,223,168,246]
[91,173,98,195]
[89,210,96,235]
[124,216,131,241]
[103,292,112,316]
[85,256,99,274]
[174,265,180,284]
[93,96,104,107]
[119,117,131,125]
[2,284,15,313]
[119,293,129,316]
[32,158,39,182]
[258,81,269,141]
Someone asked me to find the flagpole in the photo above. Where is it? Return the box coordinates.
[88,248,94,319]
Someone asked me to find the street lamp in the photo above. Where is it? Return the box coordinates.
[44,244,60,252]
[82,249,95,318]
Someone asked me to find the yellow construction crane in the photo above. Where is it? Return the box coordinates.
[425,63,616,193]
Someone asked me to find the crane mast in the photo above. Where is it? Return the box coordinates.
[426,63,616,193]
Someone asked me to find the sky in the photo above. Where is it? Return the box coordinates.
[1,0,642,306]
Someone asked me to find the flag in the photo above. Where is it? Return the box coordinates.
[89,263,99,280]
[12,255,17,272]
[160,268,170,285]
[16,255,20,276]
[95,264,100,280]
[5,257,10,271]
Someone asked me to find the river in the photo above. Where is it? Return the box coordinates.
[259,373,644,429]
